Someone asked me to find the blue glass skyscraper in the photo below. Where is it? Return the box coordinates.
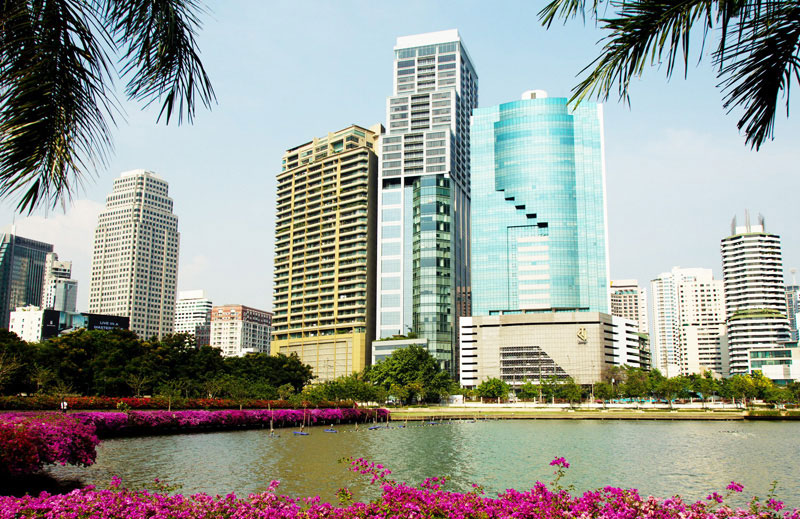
[470,91,609,316]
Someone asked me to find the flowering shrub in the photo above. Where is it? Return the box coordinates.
[0,395,356,411]
[0,414,98,475]
[0,408,388,475]
[71,408,389,437]
[0,457,796,519]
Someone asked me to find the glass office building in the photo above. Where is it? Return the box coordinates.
[0,231,53,328]
[375,30,478,374]
[470,91,609,316]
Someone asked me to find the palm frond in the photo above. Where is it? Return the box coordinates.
[107,0,215,124]
[0,0,115,213]
[717,3,800,149]
[569,1,717,105]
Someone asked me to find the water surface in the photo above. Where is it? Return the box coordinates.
[47,420,800,507]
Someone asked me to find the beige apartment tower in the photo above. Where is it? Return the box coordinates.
[89,170,179,339]
[271,125,381,381]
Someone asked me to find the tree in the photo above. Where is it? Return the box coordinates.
[366,345,453,403]
[594,381,613,406]
[0,351,21,393]
[516,380,540,400]
[539,1,799,150]
[0,0,215,213]
[558,377,583,404]
[476,378,510,400]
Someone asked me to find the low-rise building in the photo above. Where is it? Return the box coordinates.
[748,343,799,384]
[459,311,650,389]
[210,304,272,357]
[9,305,129,342]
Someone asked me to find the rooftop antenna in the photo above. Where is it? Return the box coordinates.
[744,209,751,232]
[792,268,797,286]
[730,215,736,236]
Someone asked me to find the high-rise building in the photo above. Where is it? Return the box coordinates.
[41,252,77,312]
[460,90,624,388]
[785,284,799,342]
[375,30,478,375]
[272,125,380,381]
[610,280,649,334]
[88,170,179,339]
[677,275,727,375]
[471,90,609,315]
[0,230,53,328]
[211,304,272,357]
[721,213,791,375]
[174,290,212,346]
[650,267,727,376]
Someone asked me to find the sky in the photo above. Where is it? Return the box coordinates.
[1,0,798,313]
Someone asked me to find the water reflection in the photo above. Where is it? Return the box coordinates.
[46,420,800,507]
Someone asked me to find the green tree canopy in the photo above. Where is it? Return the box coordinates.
[365,345,453,403]
[476,378,510,399]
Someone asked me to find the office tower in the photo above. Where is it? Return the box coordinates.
[471,91,609,316]
[721,213,791,375]
[375,30,478,375]
[610,280,649,334]
[210,304,272,357]
[272,125,379,381]
[0,230,53,328]
[650,267,727,376]
[174,290,213,346]
[88,170,179,339]
[460,90,627,388]
[786,284,799,342]
[41,253,78,312]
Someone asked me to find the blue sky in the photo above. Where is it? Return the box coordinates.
[2,0,798,312]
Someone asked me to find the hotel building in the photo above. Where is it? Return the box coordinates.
[272,125,380,381]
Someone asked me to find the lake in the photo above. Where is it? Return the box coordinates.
[46,420,800,507]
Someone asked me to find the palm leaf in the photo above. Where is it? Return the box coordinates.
[107,0,215,124]
[0,0,115,213]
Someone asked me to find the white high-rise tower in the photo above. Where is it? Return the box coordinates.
[89,170,179,339]
[375,30,478,375]
[721,212,790,375]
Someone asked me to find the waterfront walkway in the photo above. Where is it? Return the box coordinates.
[387,404,796,421]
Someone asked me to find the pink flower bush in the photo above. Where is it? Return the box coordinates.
[0,414,98,475]
[0,408,388,475]
[0,464,796,519]
[72,408,388,437]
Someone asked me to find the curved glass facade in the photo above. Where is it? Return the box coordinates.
[471,96,609,316]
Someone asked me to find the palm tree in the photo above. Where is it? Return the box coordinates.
[539,0,799,150]
[0,0,215,213]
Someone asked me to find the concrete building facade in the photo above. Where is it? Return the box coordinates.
[721,213,791,375]
[272,125,380,381]
[610,279,648,334]
[459,311,648,389]
[651,267,727,377]
[211,304,272,357]
[375,30,478,375]
[41,252,77,312]
[88,170,179,339]
[174,290,212,346]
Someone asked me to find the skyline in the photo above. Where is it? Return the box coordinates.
[0,0,797,313]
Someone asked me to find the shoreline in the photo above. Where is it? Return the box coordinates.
[387,407,800,421]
